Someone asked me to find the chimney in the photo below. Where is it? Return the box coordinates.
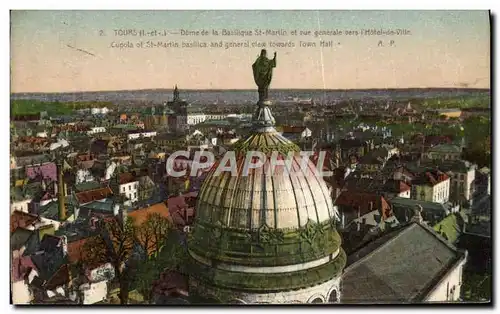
[61,235,68,257]
[57,161,67,221]
[411,205,424,224]
[113,202,120,216]
[120,206,128,223]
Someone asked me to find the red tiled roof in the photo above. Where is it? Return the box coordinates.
[167,196,187,213]
[18,136,49,144]
[335,191,392,219]
[119,172,137,185]
[414,170,449,186]
[67,237,95,264]
[129,203,170,226]
[11,211,40,233]
[76,187,114,204]
[129,203,171,256]
[76,153,95,162]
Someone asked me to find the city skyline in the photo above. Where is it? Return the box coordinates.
[11,10,491,93]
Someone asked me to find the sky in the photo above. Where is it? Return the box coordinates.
[10,10,490,92]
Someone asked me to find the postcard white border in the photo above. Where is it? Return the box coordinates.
[3,1,498,313]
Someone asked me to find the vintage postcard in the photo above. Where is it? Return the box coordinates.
[10,10,491,305]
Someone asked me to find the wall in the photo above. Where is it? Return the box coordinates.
[11,199,32,213]
[187,114,206,125]
[425,258,466,302]
[120,181,139,203]
[79,281,109,304]
[87,127,106,135]
[86,263,115,282]
[76,169,95,184]
[190,275,341,304]
[433,179,450,204]
[127,131,157,140]
[11,281,32,304]
[415,185,434,203]
[415,179,449,204]
[398,190,411,198]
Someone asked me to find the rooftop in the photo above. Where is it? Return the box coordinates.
[75,187,114,204]
[342,222,466,303]
[413,169,449,186]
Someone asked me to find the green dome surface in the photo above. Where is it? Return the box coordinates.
[188,103,346,293]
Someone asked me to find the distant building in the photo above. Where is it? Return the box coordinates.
[437,160,476,208]
[167,86,189,132]
[87,126,106,135]
[390,197,460,226]
[126,130,157,141]
[118,173,139,205]
[426,144,462,162]
[428,108,462,119]
[411,170,450,204]
[280,126,312,142]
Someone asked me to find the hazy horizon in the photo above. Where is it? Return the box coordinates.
[11,10,490,93]
[10,87,491,95]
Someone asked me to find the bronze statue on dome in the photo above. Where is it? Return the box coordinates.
[252,49,277,102]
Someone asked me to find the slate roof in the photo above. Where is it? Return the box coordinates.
[343,177,385,193]
[389,197,455,224]
[38,197,76,221]
[79,198,116,214]
[434,160,475,173]
[383,179,411,194]
[342,222,466,303]
[30,244,67,282]
[11,228,35,251]
[428,144,462,154]
[74,181,103,192]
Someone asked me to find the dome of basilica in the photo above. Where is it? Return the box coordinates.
[187,100,346,304]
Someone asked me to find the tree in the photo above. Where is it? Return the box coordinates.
[138,178,155,202]
[462,135,491,168]
[133,228,187,303]
[82,217,136,304]
[135,213,172,257]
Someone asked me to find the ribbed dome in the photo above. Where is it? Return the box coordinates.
[188,102,345,297]
[194,155,336,231]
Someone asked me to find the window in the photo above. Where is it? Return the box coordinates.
[134,192,137,199]
[328,290,338,303]
[122,187,125,192]
[128,185,131,191]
